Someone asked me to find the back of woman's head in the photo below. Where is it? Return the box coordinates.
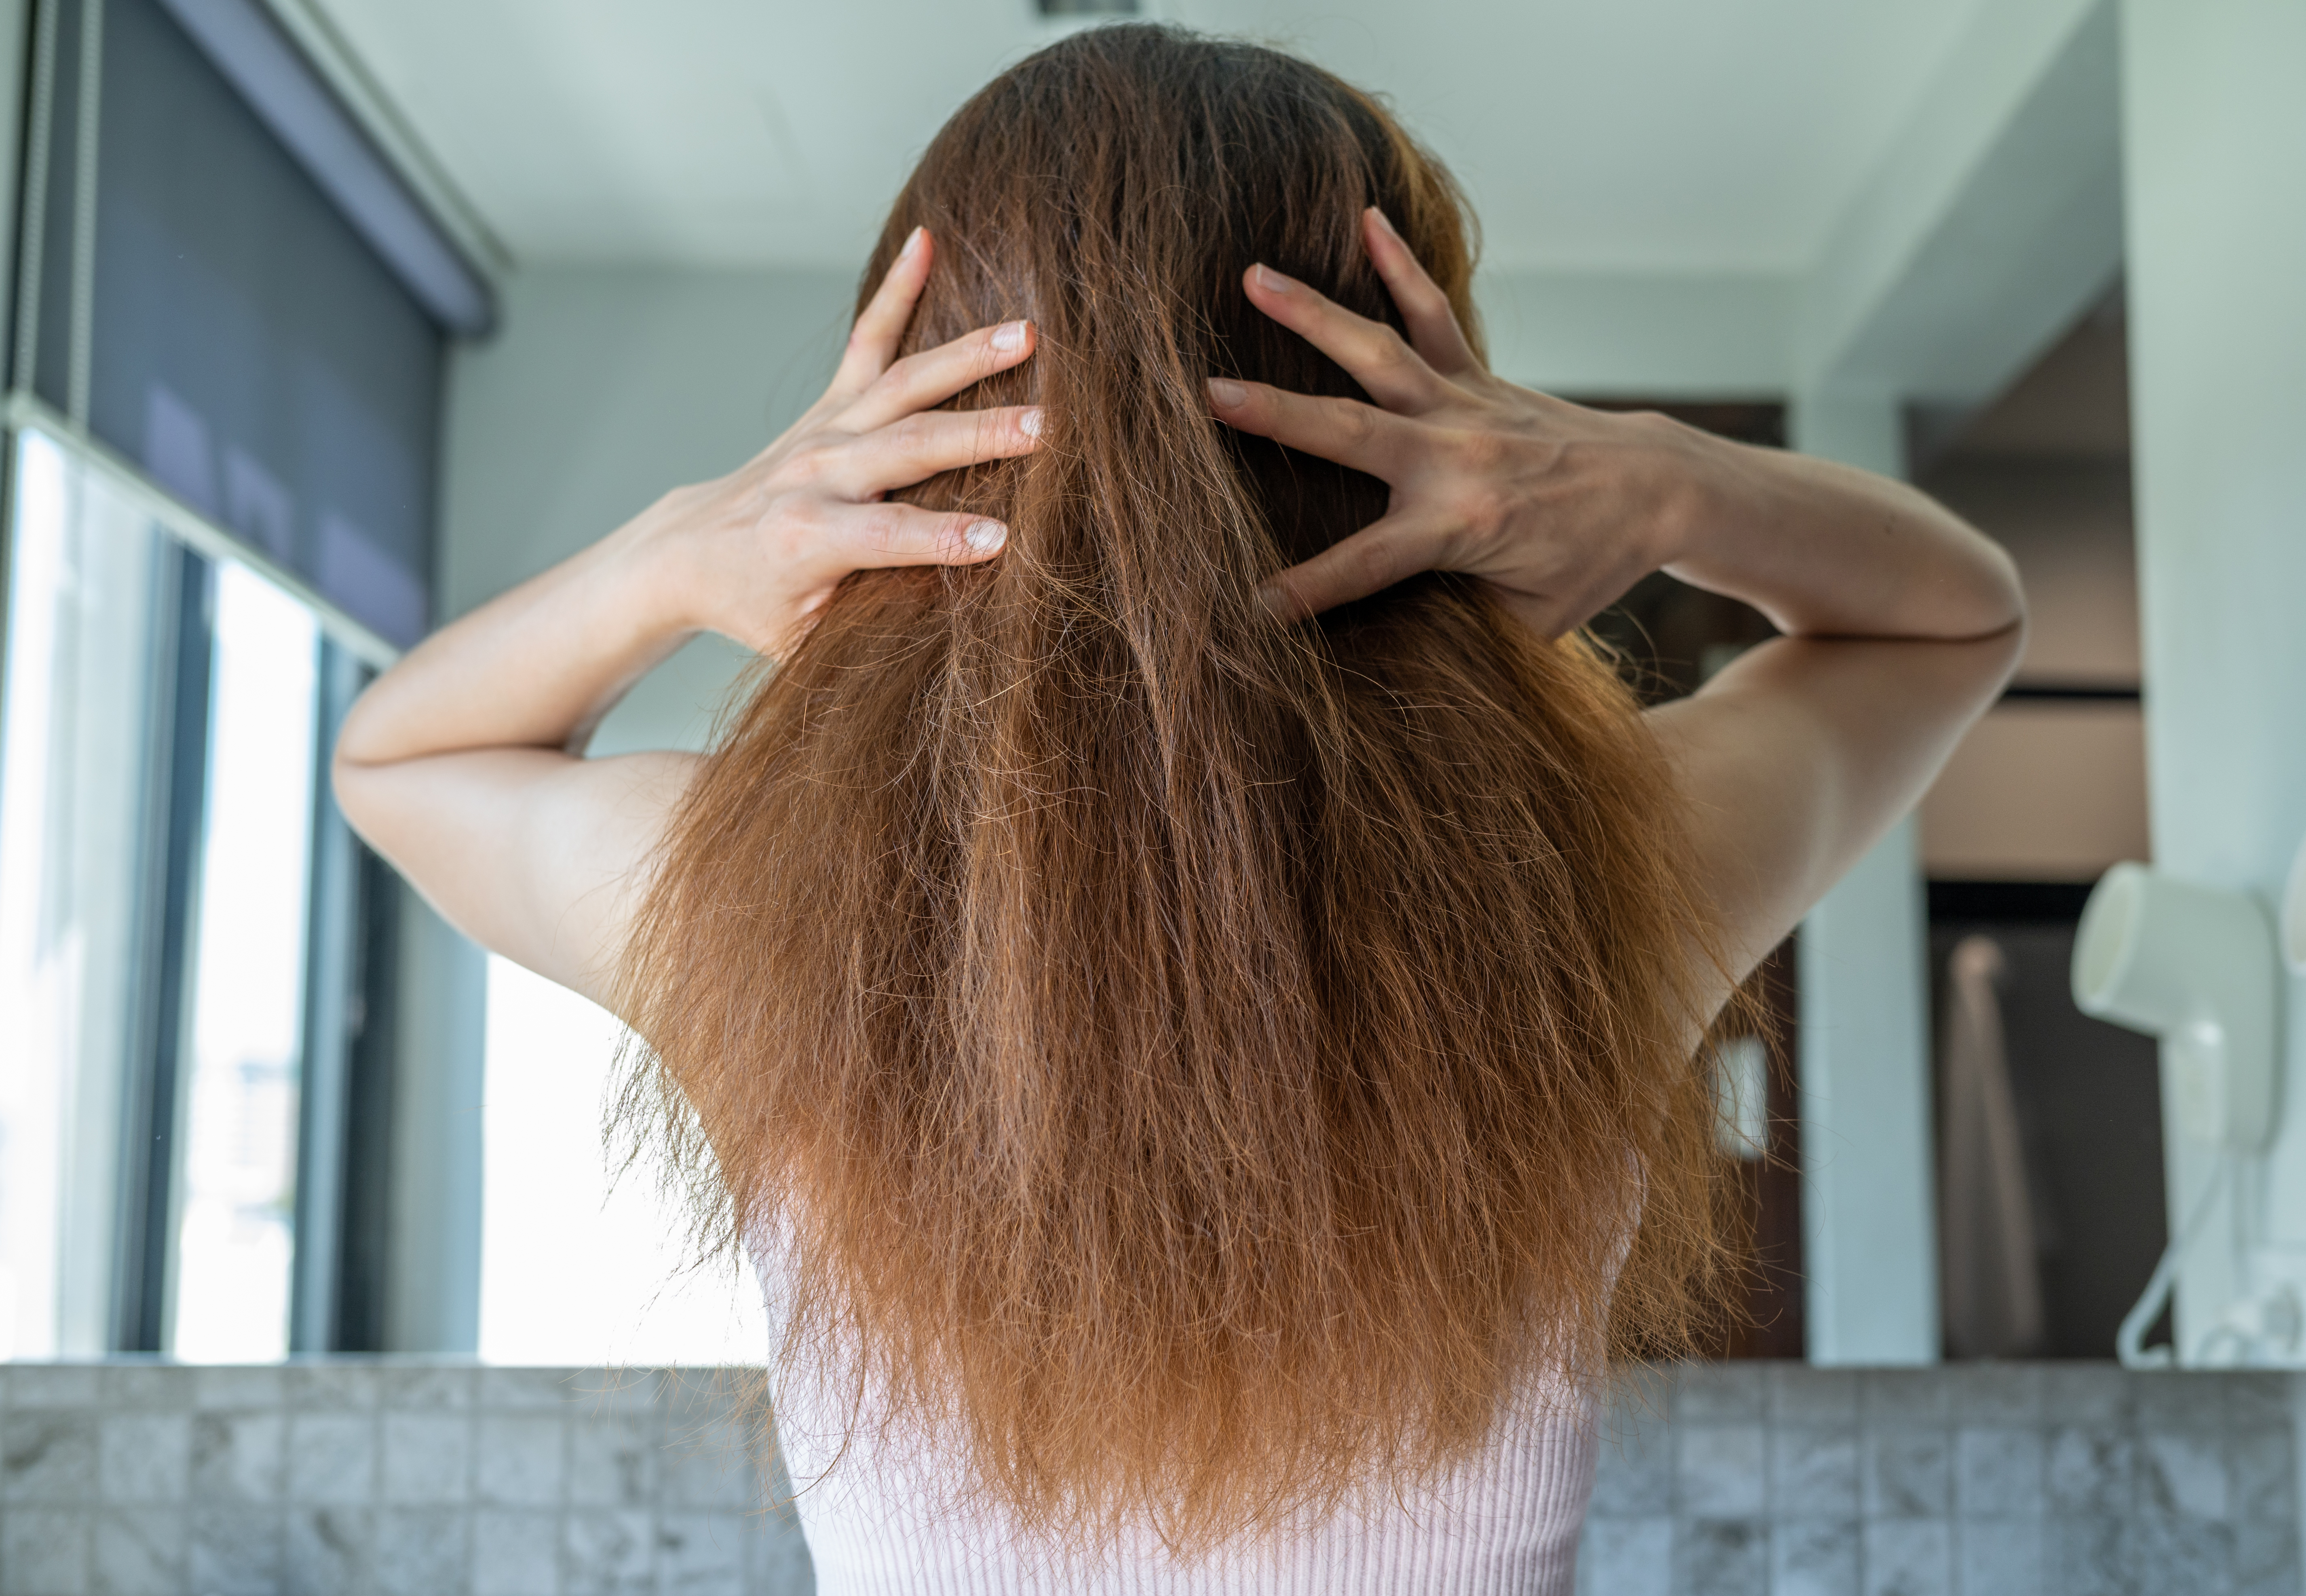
[622,22,1727,1552]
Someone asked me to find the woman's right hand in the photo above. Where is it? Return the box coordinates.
[637,224,1045,659]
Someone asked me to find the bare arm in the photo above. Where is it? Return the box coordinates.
[334,229,1043,1009]
[1640,436,2021,983]
[1208,208,2022,1006]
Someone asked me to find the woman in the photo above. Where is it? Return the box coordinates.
[336,25,2021,1592]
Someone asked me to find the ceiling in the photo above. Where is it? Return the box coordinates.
[310,0,1994,276]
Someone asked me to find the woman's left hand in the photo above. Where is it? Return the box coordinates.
[1206,207,1707,636]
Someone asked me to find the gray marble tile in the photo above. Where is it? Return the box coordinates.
[2234,1519,2303,1596]
[382,1413,473,1505]
[1768,1518,1856,1596]
[477,1416,566,1509]
[2230,1426,2297,1522]
[3,1366,101,1408]
[1860,1372,1948,1426]
[193,1368,285,1411]
[98,1414,190,1504]
[1602,1372,1676,1436]
[1590,1425,1673,1518]
[745,1511,815,1596]
[1672,1364,1765,1422]
[2040,1365,2130,1427]
[2132,1371,2223,1434]
[1766,1366,1860,1426]
[188,1503,284,1596]
[658,1513,749,1596]
[91,1505,185,1596]
[1863,1428,1949,1519]
[1768,1426,1858,1520]
[1952,1518,2040,1596]
[2139,1429,2229,1520]
[374,1507,471,1596]
[1675,1423,1765,1514]
[286,1362,382,1410]
[190,1412,285,1503]
[1941,1364,2042,1424]
[1,1508,92,1596]
[479,1370,583,1413]
[662,1385,758,1468]
[1860,1518,1949,1596]
[2222,1373,2293,1430]
[568,1415,659,1510]
[473,1508,560,1596]
[2046,1515,2130,1596]
[287,1507,374,1596]
[1952,1427,2043,1520]
[661,1433,760,1515]
[288,1413,379,1506]
[1671,1517,1765,1596]
[2045,1427,2136,1518]
[562,1507,655,1596]
[2122,1514,2232,1596]
[3,1413,97,1504]
[1576,1516,1672,1596]
[562,1372,662,1424]
[380,1365,477,1412]
[97,1364,190,1410]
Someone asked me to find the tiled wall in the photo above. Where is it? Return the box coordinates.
[3,1359,2302,1595]
[1578,1363,2306,1596]
[0,1360,809,1596]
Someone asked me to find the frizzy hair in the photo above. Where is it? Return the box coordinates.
[616,23,1735,1552]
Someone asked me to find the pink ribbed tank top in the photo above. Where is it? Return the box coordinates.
[765,1327,1601,1596]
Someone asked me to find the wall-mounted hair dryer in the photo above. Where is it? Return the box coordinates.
[2071,862,2280,1153]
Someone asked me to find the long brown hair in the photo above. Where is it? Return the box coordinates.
[619,23,1730,1550]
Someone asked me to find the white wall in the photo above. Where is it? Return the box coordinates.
[390,265,854,1351]
[2120,0,2306,1364]
[440,265,858,749]
[1789,392,1940,1366]
[1477,270,1791,398]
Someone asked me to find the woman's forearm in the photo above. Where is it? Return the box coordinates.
[1658,425,2024,643]
[334,513,693,777]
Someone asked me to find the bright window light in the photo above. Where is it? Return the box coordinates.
[479,956,765,1366]
[170,561,319,1362]
[0,431,169,1359]
[0,433,76,1360]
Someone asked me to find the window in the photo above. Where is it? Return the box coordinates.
[0,0,479,1357]
[169,562,320,1361]
[478,958,766,1367]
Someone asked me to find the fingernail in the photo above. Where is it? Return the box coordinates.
[1252,264,1294,294]
[1019,407,1045,438]
[897,226,924,261]
[1368,207,1402,240]
[1206,377,1248,409]
[964,520,1007,554]
[990,320,1028,354]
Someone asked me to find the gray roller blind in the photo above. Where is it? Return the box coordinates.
[23,0,465,647]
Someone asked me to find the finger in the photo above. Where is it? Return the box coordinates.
[1362,209,1480,378]
[841,319,1035,434]
[828,500,1011,569]
[1241,263,1447,413]
[1206,377,1410,477]
[827,227,932,399]
[827,405,1044,498]
[1258,512,1451,621]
